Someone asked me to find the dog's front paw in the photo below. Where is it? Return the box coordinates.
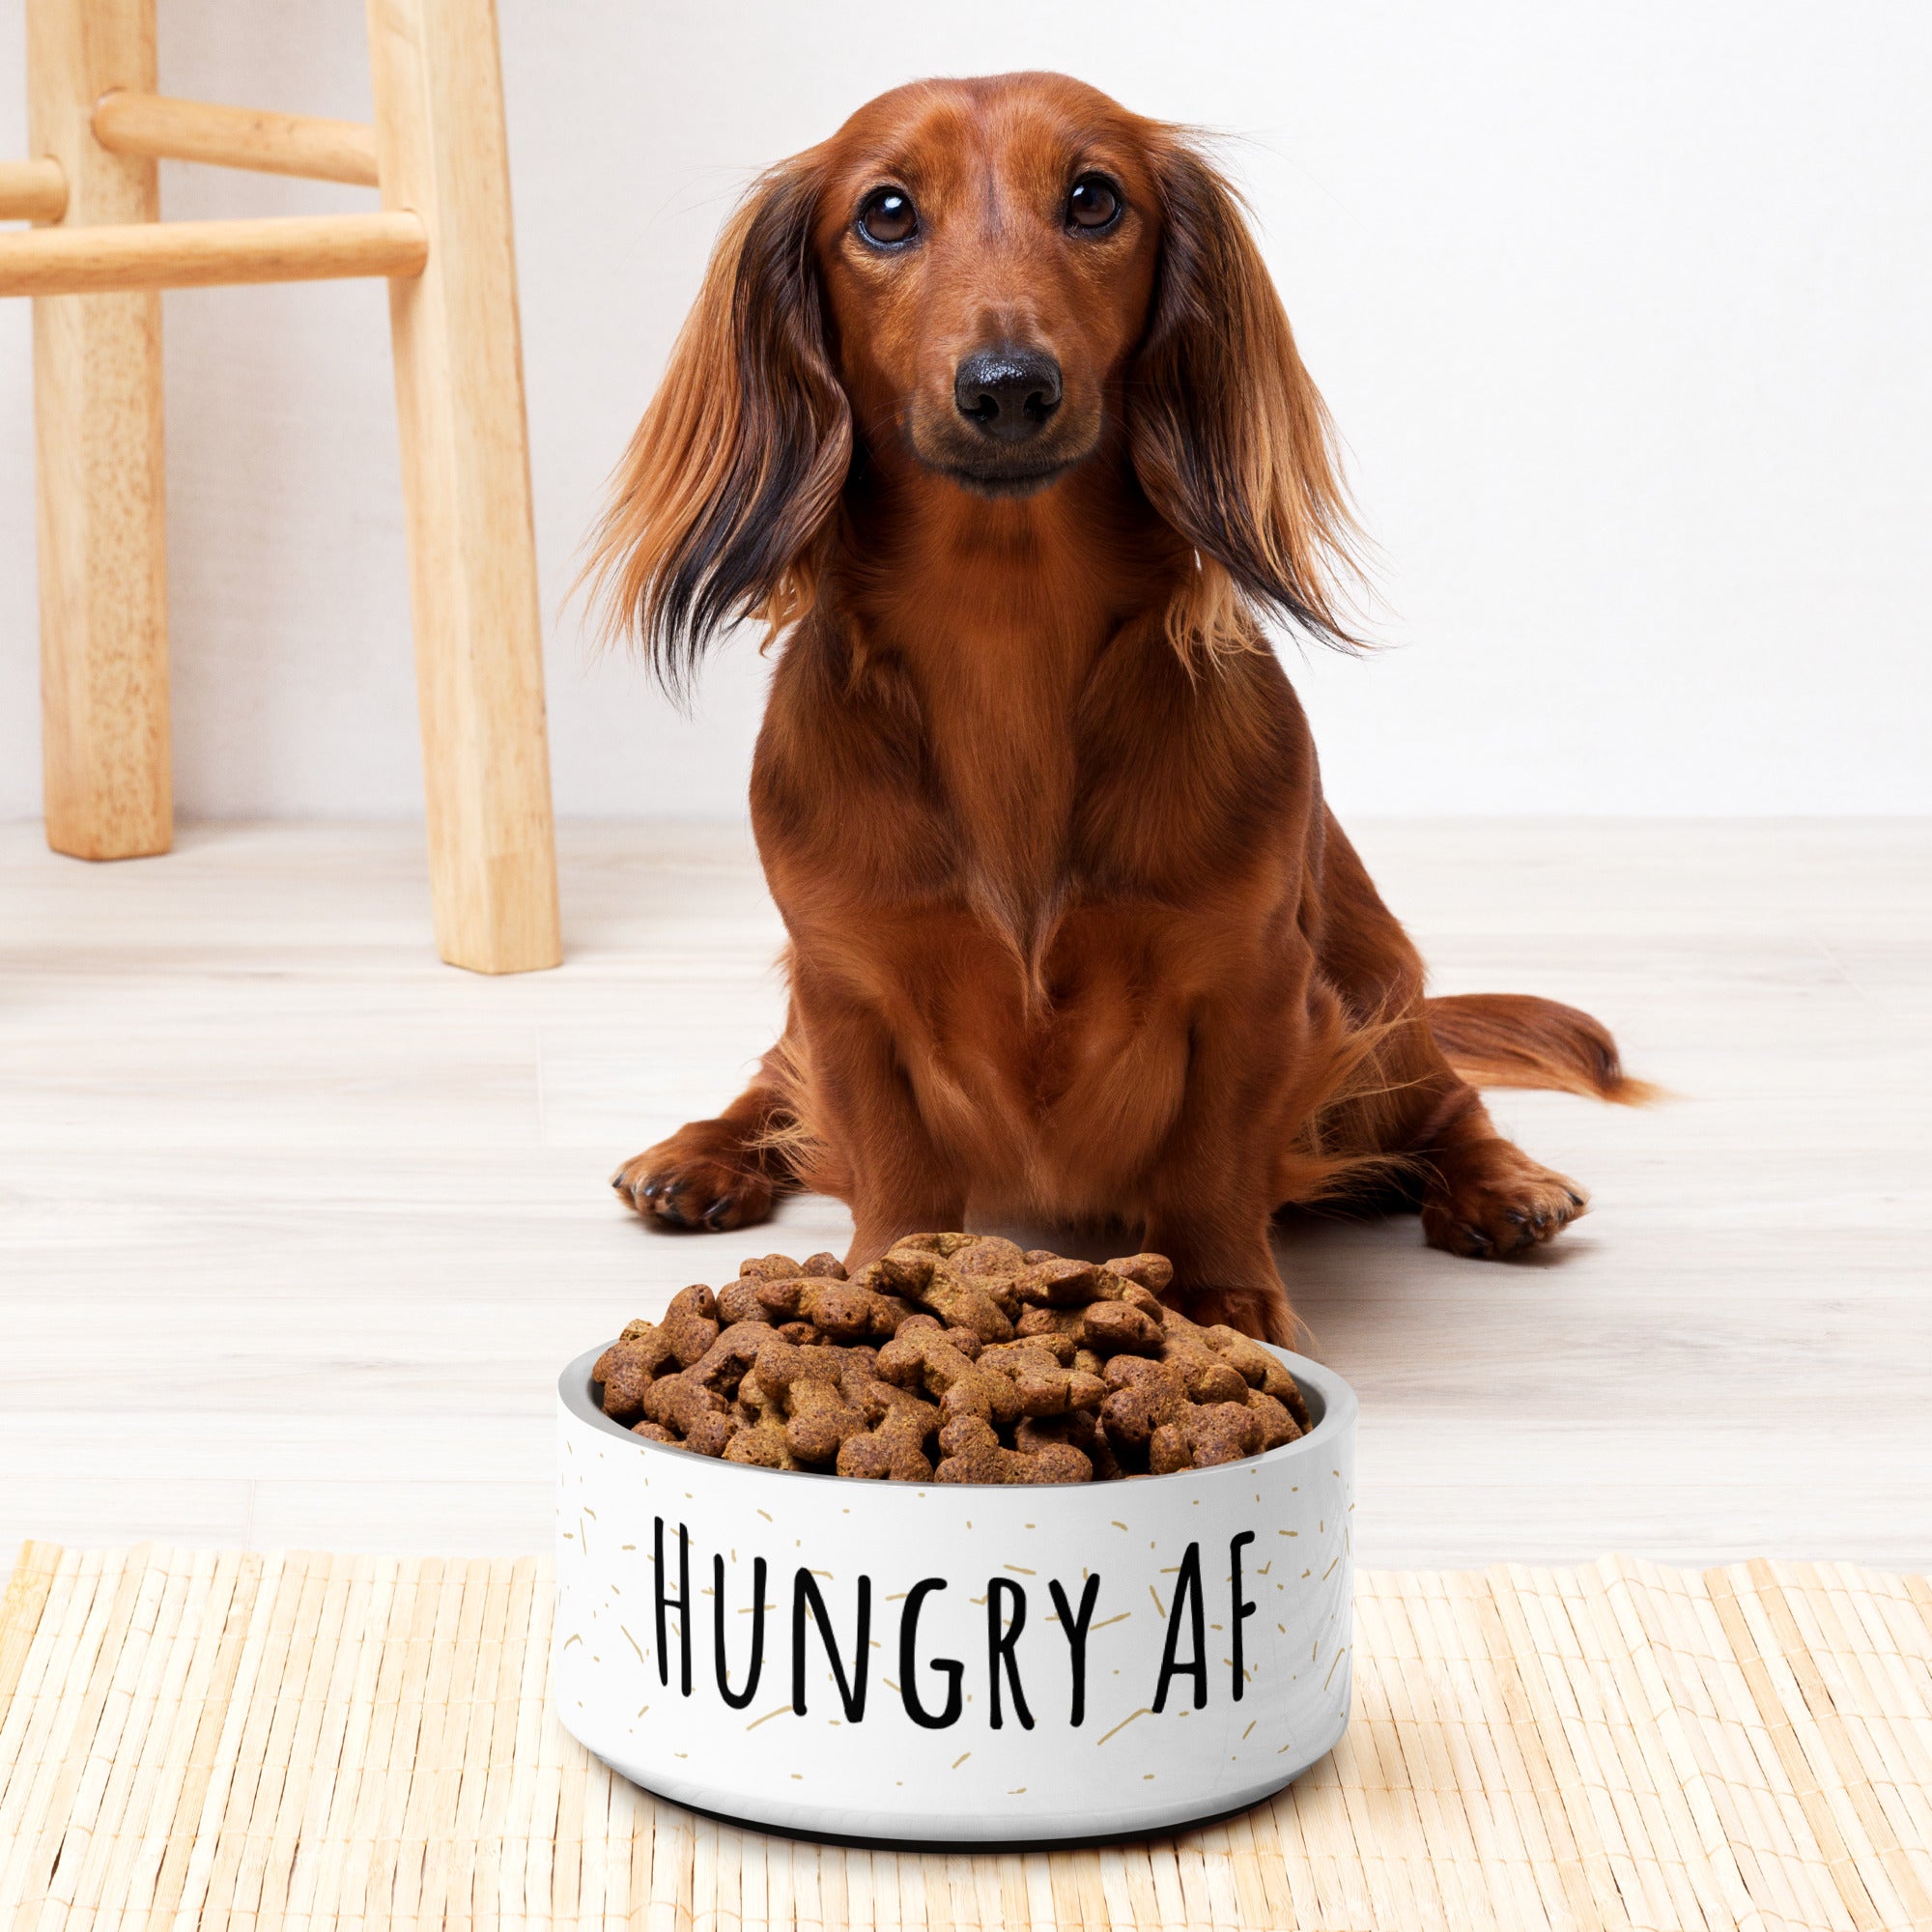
[1421,1139,1587,1259]
[611,1126,775,1233]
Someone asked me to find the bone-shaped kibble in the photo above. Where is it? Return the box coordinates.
[1015,1408,1121,1479]
[918,1240,1024,1318]
[660,1284,721,1367]
[753,1337,869,1464]
[593,1327,676,1421]
[974,1341,1107,1418]
[947,1235,1027,1278]
[738,1252,803,1280]
[724,1412,799,1469]
[715,1276,769,1325]
[985,1328,1075,1366]
[1012,1257,1124,1306]
[1103,1253,1175,1294]
[1156,1310,1257,1404]
[753,1274,906,1341]
[1179,1356,1252,1405]
[867,1249,1015,1340]
[639,1372,738,1457]
[837,1395,936,1480]
[734,1365,780,1420]
[875,1326,1023,1427]
[893,1313,984,1357]
[835,1346,884,1410]
[1246,1388,1303,1450]
[684,1321,780,1395]
[887,1233,979,1260]
[1097,1356,1190,1447]
[1201,1324,1312,1427]
[1012,1277,1159,1324]
[1150,1400,1264,1472]
[1013,1305,1080,1342]
[1079,1301,1164,1356]
[935,1414,1092,1484]
[849,1371,934,1426]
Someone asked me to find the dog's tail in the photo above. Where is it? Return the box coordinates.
[1424,993,1661,1105]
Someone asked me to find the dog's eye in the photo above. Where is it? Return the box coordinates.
[857,187,918,246]
[1066,175,1122,232]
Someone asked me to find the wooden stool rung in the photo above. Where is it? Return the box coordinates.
[91,90,380,187]
[0,210,426,296]
[0,156,65,221]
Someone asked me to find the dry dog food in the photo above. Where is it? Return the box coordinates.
[590,1234,1311,1484]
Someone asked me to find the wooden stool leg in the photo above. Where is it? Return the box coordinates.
[365,0,561,973]
[29,0,170,861]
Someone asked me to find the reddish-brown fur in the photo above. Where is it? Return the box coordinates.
[589,73,1651,1344]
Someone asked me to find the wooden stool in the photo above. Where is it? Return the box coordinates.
[0,0,561,974]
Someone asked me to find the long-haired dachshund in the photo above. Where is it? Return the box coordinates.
[591,71,1649,1343]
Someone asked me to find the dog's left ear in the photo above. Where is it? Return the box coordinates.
[1130,137,1361,652]
[586,154,851,697]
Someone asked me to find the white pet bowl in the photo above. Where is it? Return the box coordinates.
[554,1341,1356,1845]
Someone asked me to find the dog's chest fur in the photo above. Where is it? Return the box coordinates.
[753,597,1319,1207]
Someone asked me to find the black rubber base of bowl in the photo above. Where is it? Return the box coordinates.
[621,1772,1300,1854]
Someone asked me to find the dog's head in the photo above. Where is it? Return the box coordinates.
[811,74,1159,503]
[589,72,1358,692]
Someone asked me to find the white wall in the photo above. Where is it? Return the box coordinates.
[1,1,1925,820]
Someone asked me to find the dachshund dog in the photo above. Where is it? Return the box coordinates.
[591,71,1649,1342]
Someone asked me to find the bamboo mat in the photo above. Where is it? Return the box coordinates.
[3,1547,1930,1931]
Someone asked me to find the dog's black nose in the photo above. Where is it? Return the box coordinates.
[953,346,1062,442]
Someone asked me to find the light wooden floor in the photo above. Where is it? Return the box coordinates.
[2,819,1927,1573]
